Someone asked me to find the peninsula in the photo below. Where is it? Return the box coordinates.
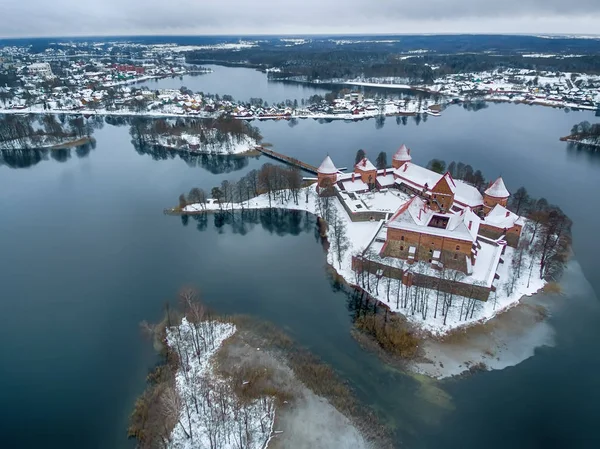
[173,145,570,339]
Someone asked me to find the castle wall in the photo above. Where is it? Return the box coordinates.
[385,227,473,272]
[479,223,522,247]
[352,256,491,301]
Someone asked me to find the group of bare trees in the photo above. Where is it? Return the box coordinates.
[129,116,262,154]
[131,290,275,449]
[179,163,304,212]
[0,114,97,149]
[353,253,485,325]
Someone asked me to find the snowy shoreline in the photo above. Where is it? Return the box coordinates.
[176,185,546,338]
[0,134,93,151]
[140,312,381,449]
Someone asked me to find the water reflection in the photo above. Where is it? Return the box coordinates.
[183,209,316,237]
[133,141,255,174]
[0,138,97,168]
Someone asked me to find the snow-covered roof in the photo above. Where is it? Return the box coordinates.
[386,197,480,242]
[393,162,442,190]
[342,179,369,193]
[484,177,510,198]
[355,157,376,172]
[393,144,412,162]
[318,156,338,174]
[454,180,484,208]
[483,204,525,229]
[376,173,396,187]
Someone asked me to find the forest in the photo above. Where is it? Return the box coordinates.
[185,35,600,83]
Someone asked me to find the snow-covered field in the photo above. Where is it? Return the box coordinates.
[167,318,274,449]
[182,185,546,337]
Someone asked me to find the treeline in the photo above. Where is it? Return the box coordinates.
[185,37,600,84]
[566,120,600,146]
[179,163,304,211]
[0,113,98,149]
[129,116,262,153]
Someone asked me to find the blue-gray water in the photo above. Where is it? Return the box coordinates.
[1,66,599,449]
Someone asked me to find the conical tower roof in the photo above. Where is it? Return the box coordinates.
[393,144,412,162]
[318,156,338,175]
[484,177,510,198]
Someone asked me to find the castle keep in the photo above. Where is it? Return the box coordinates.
[317,145,526,300]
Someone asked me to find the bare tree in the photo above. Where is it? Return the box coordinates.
[329,207,350,269]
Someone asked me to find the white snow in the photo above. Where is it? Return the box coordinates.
[167,318,275,449]
[485,177,510,198]
[317,155,338,174]
[392,144,412,162]
[181,184,545,336]
[484,204,525,229]
[354,157,376,172]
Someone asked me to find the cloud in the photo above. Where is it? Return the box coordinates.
[1,0,600,37]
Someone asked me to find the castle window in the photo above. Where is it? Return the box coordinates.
[400,246,404,251]
[429,249,433,254]
[454,254,458,260]
[456,245,460,250]
[400,235,404,241]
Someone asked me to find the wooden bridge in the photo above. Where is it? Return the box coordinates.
[255,146,319,174]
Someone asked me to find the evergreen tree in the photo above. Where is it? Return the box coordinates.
[355,149,366,165]
[376,151,388,170]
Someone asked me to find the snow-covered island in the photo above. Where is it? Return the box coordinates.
[560,120,600,148]
[172,145,570,378]
[129,291,389,449]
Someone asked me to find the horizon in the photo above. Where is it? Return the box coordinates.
[2,32,600,42]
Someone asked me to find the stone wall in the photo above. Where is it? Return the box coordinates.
[352,256,491,301]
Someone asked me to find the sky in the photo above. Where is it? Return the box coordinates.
[1,0,600,38]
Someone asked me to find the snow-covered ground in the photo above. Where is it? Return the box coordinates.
[181,185,546,337]
[167,318,274,449]
[156,133,259,155]
[0,134,89,150]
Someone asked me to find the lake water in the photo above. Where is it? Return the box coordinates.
[136,64,331,104]
[1,67,600,449]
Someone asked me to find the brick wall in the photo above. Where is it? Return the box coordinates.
[483,195,508,212]
[352,256,491,301]
[479,223,522,247]
[385,227,473,272]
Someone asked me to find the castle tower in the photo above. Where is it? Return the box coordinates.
[483,177,510,214]
[392,144,412,169]
[317,156,338,190]
[354,157,377,187]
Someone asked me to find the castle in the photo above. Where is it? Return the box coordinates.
[317,145,524,289]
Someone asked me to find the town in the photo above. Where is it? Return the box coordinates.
[2,40,600,126]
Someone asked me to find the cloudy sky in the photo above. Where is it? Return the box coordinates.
[1,0,599,38]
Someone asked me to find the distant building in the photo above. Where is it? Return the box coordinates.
[28,62,53,78]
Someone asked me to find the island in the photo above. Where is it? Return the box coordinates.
[170,144,571,377]
[561,120,600,148]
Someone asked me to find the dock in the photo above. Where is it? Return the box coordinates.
[255,146,318,174]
